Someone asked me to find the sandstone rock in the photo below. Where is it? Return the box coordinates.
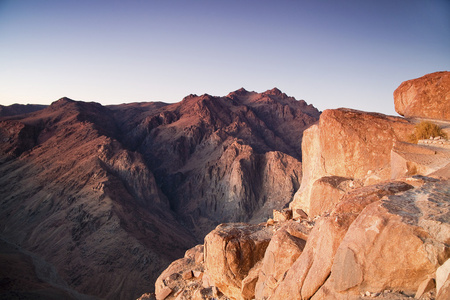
[437,276,450,300]
[309,176,354,216]
[391,140,450,179]
[429,162,450,179]
[155,286,172,300]
[273,208,293,222]
[255,220,310,299]
[182,271,193,280]
[273,181,414,300]
[291,108,413,217]
[193,270,202,278]
[240,260,262,300]
[266,218,274,226]
[295,208,308,219]
[204,223,273,300]
[154,244,204,297]
[415,276,435,299]
[137,293,156,300]
[184,245,204,264]
[320,179,450,297]
[436,259,450,296]
[290,123,321,217]
[394,71,450,120]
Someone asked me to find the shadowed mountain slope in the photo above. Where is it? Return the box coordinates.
[0,103,48,117]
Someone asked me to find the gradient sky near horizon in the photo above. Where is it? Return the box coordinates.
[0,0,449,115]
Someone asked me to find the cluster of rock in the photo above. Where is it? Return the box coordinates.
[418,136,450,149]
[148,71,450,300]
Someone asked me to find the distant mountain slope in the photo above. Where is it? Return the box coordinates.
[109,88,320,238]
[0,103,47,117]
[0,89,319,298]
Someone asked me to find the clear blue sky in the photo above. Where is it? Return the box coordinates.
[0,0,449,115]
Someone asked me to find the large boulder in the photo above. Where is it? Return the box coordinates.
[314,179,450,299]
[394,71,450,120]
[203,223,273,300]
[308,176,356,217]
[273,181,414,300]
[254,221,310,299]
[290,108,414,217]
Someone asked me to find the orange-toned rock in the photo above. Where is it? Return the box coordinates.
[437,277,450,300]
[394,71,450,120]
[240,261,262,300]
[272,208,293,222]
[315,179,450,299]
[255,220,310,299]
[308,176,355,216]
[155,286,172,300]
[273,181,414,300]
[154,245,204,298]
[437,259,450,297]
[291,108,414,217]
[204,223,273,300]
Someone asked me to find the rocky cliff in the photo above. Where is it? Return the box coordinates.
[108,88,318,239]
[0,89,319,299]
[150,71,450,300]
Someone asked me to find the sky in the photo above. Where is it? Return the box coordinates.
[0,0,449,115]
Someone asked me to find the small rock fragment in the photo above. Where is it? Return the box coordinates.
[193,270,203,278]
[182,270,193,280]
[155,286,172,300]
[415,276,435,299]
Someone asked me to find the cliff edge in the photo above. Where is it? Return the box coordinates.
[149,71,450,300]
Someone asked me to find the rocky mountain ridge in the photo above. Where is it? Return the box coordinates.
[0,88,320,299]
[148,71,450,300]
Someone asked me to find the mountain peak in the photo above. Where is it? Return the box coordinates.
[50,97,76,109]
[264,88,283,96]
[235,87,249,94]
[227,88,252,100]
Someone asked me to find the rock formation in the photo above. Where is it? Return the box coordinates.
[0,89,319,299]
[149,72,450,300]
[290,108,414,217]
[203,223,273,300]
[394,71,450,120]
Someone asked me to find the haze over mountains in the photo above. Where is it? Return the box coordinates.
[0,88,320,299]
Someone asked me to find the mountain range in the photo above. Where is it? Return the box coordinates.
[0,88,320,299]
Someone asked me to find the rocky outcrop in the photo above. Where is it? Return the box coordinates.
[394,71,450,120]
[255,220,310,299]
[308,176,356,217]
[273,181,414,300]
[204,223,273,300]
[290,108,414,217]
[314,179,450,299]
